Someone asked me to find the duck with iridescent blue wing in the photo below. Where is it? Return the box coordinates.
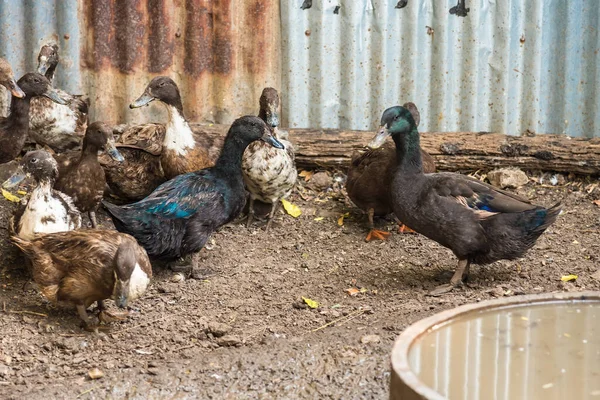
[102,116,284,272]
[370,105,562,296]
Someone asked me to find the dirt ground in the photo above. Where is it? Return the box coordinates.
[0,168,598,399]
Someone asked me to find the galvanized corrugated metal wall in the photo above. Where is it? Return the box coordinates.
[1,0,280,125]
[1,1,599,137]
[281,0,600,137]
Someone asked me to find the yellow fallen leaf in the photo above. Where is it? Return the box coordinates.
[2,189,21,203]
[17,190,27,195]
[301,297,319,309]
[314,217,324,221]
[299,170,314,182]
[561,274,578,282]
[346,287,368,296]
[281,199,301,218]
[337,212,350,226]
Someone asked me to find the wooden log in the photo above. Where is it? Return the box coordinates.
[189,123,600,174]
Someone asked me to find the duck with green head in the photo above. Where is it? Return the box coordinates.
[370,105,561,296]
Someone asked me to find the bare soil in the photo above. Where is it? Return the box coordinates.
[0,170,598,399]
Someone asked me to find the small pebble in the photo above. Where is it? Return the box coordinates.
[88,367,104,380]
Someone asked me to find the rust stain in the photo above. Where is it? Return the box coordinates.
[86,0,145,72]
[184,0,232,76]
[243,0,268,74]
[147,0,175,72]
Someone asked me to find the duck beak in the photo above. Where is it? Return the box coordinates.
[114,279,130,308]
[266,111,279,129]
[6,78,25,98]
[130,91,154,109]
[367,125,390,149]
[106,140,125,162]
[43,87,69,105]
[261,130,285,149]
[2,166,28,189]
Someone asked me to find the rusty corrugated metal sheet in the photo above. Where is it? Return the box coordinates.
[281,0,600,138]
[1,0,280,125]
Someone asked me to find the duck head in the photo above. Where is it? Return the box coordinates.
[258,87,280,129]
[130,76,182,112]
[368,105,418,149]
[232,116,285,149]
[3,150,59,188]
[0,58,25,98]
[112,241,147,308]
[36,43,59,78]
[16,72,68,105]
[83,121,124,161]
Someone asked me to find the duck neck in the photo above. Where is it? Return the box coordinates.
[7,96,32,132]
[215,135,252,175]
[163,104,195,155]
[79,142,100,163]
[44,64,57,83]
[36,178,55,194]
[393,128,423,174]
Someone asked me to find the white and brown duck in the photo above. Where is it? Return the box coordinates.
[3,150,81,240]
[29,43,89,152]
[11,230,152,330]
[242,87,297,230]
[101,76,220,201]
[0,72,68,164]
[54,121,124,227]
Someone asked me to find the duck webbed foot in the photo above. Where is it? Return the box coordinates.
[428,259,471,296]
[265,201,281,232]
[393,216,416,234]
[365,208,391,242]
[169,254,194,274]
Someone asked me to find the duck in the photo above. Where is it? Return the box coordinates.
[242,87,297,230]
[2,150,81,240]
[102,116,284,272]
[0,57,25,98]
[99,76,221,201]
[130,76,216,179]
[370,105,562,295]
[0,73,68,164]
[347,102,436,241]
[54,121,124,228]
[11,230,152,330]
[28,43,89,152]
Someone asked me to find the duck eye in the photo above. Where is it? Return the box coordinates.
[34,78,40,83]
[30,158,38,164]
[159,82,166,88]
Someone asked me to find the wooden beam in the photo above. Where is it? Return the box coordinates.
[186,123,600,174]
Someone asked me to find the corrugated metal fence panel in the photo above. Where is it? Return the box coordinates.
[1,0,280,125]
[281,0,600,138]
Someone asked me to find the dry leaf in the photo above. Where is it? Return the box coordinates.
[561,274,578,282]
[16,190,27,195]
[281,199,302,218]
[346,287,368,296]
[299,170,314,182]
[337,212,350,226]
[301,297,319,309]
[593,200,600,207]
[88,367,104,380]
[314,217,324,221]
[2,189,21,203]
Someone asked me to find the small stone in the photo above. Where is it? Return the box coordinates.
[207,322,232,338]
[171,273,185,283]
[0,365,10,377]
[88,367,104,380]
[488,286,505,298]
[308,172,333,191]
[487,168,529,189]
[360,334,381,345]
[216,335,242,347]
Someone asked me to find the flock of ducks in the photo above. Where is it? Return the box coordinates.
[0,43,561,329]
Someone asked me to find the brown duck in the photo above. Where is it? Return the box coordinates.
[0,58,25,98]
[11,230,152,329]
[0,73,68,164]
[54,121,124,227]
[346,102,435,241]
[100,76,220,201]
